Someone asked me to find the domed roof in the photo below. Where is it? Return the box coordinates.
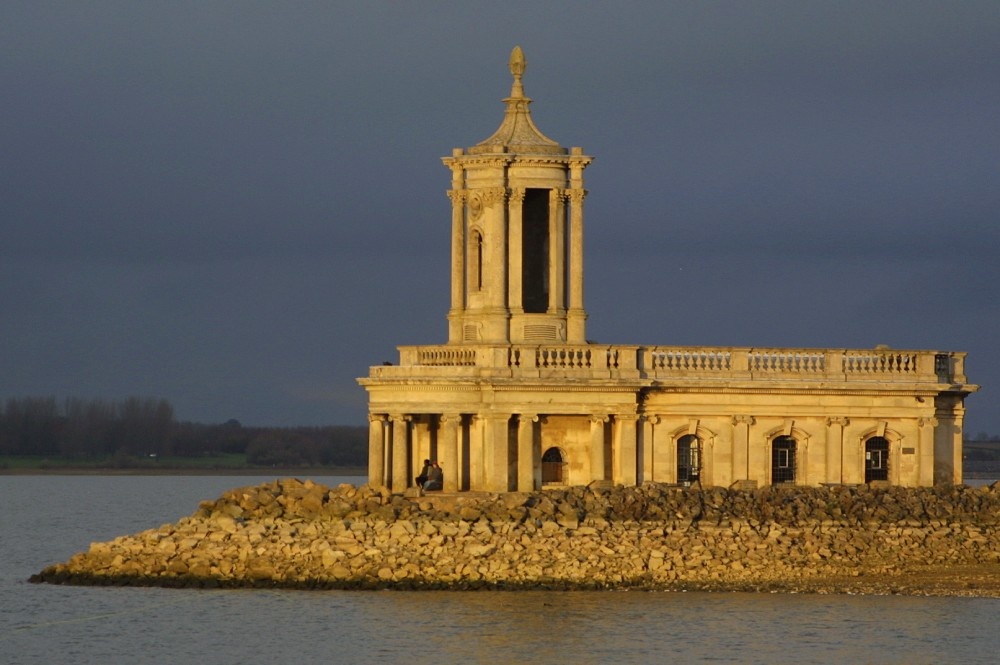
[468,46,567,156]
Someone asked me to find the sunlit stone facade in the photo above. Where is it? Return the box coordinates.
[358,48,978,493]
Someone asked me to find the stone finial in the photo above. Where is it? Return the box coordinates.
[509,46,526,98]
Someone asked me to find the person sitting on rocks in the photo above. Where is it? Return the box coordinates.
[423,462,443,491]
[415,459,431,488]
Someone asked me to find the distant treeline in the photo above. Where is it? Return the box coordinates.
[0,396,367,467]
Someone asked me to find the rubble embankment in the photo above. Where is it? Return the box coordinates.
[31,480,1000,596]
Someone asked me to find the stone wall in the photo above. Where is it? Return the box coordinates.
[32,480,1000,595]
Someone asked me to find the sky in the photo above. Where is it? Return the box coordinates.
[2,2,998,433]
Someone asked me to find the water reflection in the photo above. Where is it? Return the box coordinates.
[317,589,997,665]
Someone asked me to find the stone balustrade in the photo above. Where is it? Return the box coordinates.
[377,344,967,385]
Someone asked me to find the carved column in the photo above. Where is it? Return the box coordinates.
[826,417,848,484]
[566,187,587,342]
[446,183,466,343]
[390,414,410,492]
[548,189,565,314]
[440,414,461,492]
[483,186,510,343]
[615,414,638,486]
[508,187,525,314]
[731,416,754,482]
[517,413,537,492]
[484,187,508,310]
[590,415,608,481]
[367,414,386,487]
[483,413,511,492]
[468,415,484,490]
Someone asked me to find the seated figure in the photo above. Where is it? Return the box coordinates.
[423,462,444,491]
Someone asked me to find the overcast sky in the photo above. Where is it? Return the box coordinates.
[2,2,998,434]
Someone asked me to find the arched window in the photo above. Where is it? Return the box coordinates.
[865,436,890,483]
[771,436,796,484]
[541,447,565,484]
[474,231,483,291]
[677,434,701,484]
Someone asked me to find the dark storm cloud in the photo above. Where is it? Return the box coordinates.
[2,2,998,432]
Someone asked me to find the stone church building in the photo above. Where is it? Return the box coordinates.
[359,48,977,493]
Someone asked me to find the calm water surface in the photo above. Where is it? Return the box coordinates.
[1,475,997,664]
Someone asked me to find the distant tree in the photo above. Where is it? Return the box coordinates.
[0,394,367,466]
[61,398,115,457]
[246,430,313,466]
[105,397,174,457]
[0,397,61,455]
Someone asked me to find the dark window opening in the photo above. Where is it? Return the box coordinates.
[677,434,701,484]
[522,189,549,313]
[772,436,796,484]
[865,436,890,483]
[541,446,565,484]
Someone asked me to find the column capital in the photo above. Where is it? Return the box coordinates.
[590,414,610,425]
[480,186,508,208]
[919,417,939,428]
[731,415,755,426]
[642,414,660,425]
[446,189,467,204]
[389,413,412,423]
[826,417,850,427]
[565,188,588,203]
[368,413,387,424]
[508,187,525,204]
[517,413,539,423]
[439,413,462,425]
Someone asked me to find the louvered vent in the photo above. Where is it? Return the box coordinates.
[524,324,557,341]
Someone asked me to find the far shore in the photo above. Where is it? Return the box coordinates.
[0,465,367,477]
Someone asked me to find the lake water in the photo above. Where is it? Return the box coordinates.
[2,475,998,664]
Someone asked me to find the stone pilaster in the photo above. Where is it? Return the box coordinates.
[918,417,937,487]
[731,416,754,482]
[640,415,658,484]
[614,414,638,485]
[590,415,608,481]
[826,417,848,484]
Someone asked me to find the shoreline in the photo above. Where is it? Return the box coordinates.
[32,567,1000,597]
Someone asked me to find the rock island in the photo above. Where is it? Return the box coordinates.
[32,479,1000,596]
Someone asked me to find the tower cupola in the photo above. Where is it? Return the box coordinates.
[442,46,592,345]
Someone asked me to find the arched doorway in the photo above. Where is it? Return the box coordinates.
[541,447,566,484]
[771,436,796,484]
[677,434,701,484]
[865,436,890,483]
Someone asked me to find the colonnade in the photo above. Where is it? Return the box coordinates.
[367,411,947,492]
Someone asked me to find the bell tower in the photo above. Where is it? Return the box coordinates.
[442,46,592,345]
